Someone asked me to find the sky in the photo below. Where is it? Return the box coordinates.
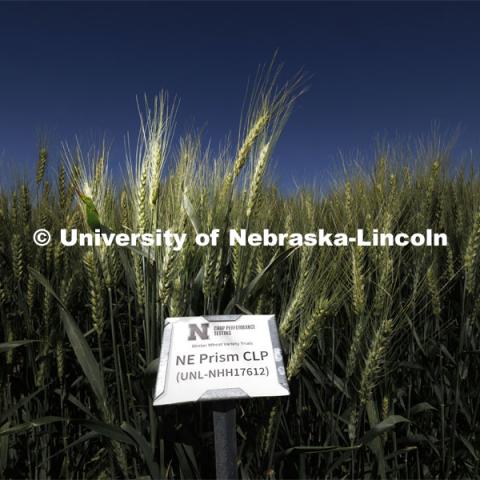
[1,1,480,189]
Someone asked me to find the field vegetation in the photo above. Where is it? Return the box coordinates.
[1,65,479,479]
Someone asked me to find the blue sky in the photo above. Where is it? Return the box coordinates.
[1,2,480,188]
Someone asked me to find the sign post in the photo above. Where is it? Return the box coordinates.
[153,314,289,479]
[212,400,237,480]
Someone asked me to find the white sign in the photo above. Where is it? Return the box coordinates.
[153,315,289,405]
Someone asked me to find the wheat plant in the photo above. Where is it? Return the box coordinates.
[0,65,479,480]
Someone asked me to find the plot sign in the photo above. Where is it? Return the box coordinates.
[153,315,289,405]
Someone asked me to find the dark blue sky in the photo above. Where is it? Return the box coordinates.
[1,1,480,187]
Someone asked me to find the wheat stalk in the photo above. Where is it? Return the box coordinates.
[159,246,176,306]
[11,233,24,285]
[465,208,480,293]
[427,264,441,319]
[58,162,66,210]
[359,318,393,406]
[83,250,105,336]
[137,163,148,234]
[279,249,312,337]
[246,142,270,219]
[348,406,358,445]
[36,145,48,185]
[346,315,368,378]
[351,246,365,316]
[287,297,330,380]
[234,112,269,179]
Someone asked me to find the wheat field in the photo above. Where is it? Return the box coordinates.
[1,67,479,479]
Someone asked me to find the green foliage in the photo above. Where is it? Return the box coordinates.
[0,75,479,479]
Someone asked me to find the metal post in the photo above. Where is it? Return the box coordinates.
[212,400,238,480]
